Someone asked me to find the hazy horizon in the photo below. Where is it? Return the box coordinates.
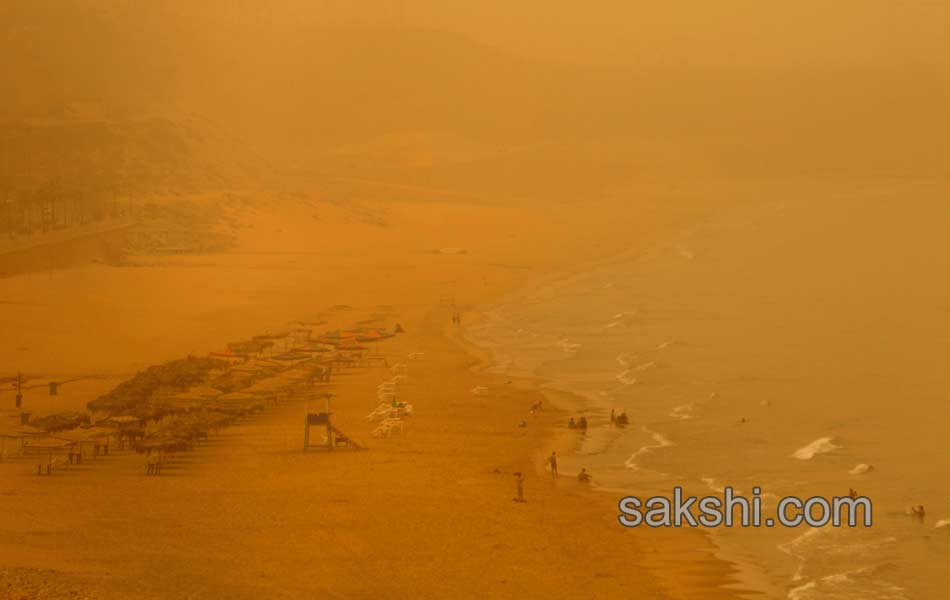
[3,0,948,203]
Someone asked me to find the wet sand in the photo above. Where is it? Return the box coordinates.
[1,191,744,598]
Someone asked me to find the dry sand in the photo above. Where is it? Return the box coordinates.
[0,190,746,599]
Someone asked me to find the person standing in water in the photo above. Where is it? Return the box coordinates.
[547,451,558,478]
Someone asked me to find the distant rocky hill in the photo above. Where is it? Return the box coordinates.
[2,0,947,205]
[0,116,264,196]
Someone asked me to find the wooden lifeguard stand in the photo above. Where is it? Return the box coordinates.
[303,393,333,451]
[304,393,363,451]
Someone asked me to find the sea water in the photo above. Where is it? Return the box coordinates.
[466,188,950,599]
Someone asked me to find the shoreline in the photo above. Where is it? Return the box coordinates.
[2,193,775,598]
[441,185,950,600]
[445,224,796,600]
[445,305,748,599]
[2,301,743,599]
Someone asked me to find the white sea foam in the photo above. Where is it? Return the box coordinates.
[787,567,908,600]
[616,353,637,368]
[787,580,816,600]
[669,404,694,420]
[849,463,874,475]
[634,360,658,372]
[700,477,726,494]
[676,245,695,260]
[778,528,829,583]
[615,370,638,385]
[624,428,674,470]
[781,528,903,600]
[556,338,581,353]
[935,519,950,529]
[699,476,744,496]
[605,311,640,329]
[792,437,841,460]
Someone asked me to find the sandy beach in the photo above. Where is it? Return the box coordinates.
[1,192,744,599]
[4,179,949,599]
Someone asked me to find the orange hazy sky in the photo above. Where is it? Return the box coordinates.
[233,0,950,69]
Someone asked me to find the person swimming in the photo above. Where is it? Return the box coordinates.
[577,468,591,483]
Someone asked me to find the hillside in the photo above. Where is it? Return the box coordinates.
[2,0,948,205]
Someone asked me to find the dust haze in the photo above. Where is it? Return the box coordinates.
[1,2,948,599]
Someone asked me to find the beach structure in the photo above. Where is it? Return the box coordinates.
[3,322,389,471]
[21,436,77,474]
[304,394,362,451]
[316,327,398,369]
[56,426,115,460]
[98,416,145,449]
[368,369,414,437]
[372,417,404,438]
[0,412,44,460]
[15,372,23,408]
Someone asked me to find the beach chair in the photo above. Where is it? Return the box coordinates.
[372,417,405,438]
[365,356,388,367]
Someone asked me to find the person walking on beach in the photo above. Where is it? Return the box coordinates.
[547,451,558,478]
[513,472,526,503]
